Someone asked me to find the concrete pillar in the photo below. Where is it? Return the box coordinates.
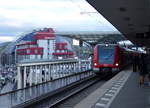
[52,65,54,78]
[63,64,65,76]
[60,64,62,77]
[51,65,54,79]
[69,64,71,74]
[79,60,81,72]
[55,65,57,78]
[72,63,74,73]
[51,64,56,78]
[33,67,36,84]
[29,66,33,86]
[76,62,78,72]
[70,63,73,74]
[58,64,61,77]
[60,64,63,77]
[65,64,67,75]
[75,63,77,73]
[74,63,76,73]
[68,64,70,74]
[65,64,67,76]
[49,64,52,80]
[24,66,27,88]
[44,65,47,82]
[56,65,58,78]
[17,66,22,89]
[58,64,61,78]
[47,65,49,81]
[66,64,68,75]
[43,66,45,82]
[36,65,40,84]
[48,65,49,80]
[40,65,42,83]
[56,65,59,78]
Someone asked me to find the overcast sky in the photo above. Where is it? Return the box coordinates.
[0,0,119,42]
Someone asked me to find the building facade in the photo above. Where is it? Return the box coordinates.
[16,28,56,62]
[53,42,74,59]
[16,28,74,62]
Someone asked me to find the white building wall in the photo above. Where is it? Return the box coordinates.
[37,55,41,59]
[37,39,55,60]
[30,55,35,59]
[38,40,48,59]
[49,40,55,59]
[17,38,56,62]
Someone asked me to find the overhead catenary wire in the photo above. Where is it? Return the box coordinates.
[68,0,117,33]
[68,0,121,45]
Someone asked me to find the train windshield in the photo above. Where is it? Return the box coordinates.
[98,46,115,64]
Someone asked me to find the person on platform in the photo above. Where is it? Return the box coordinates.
[132,53,138,72]
[139,53,148,85]
[146,53,150,86]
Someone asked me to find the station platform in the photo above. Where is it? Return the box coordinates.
[74,67,150,108]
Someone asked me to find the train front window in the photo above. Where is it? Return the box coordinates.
[98,46,115,64]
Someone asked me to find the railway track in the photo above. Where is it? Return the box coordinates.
[50,78,105,108]
[49,77,100,108]
[49,74,112,108]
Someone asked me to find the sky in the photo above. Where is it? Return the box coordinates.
[0,0,119,42]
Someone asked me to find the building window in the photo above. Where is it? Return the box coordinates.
[35,55,37,59]
[27,49,30,54]
[35,49,38,54]
[41,55,43,59]
[48,40,49,45]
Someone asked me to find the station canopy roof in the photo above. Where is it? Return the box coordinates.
[86,0,150,47]
[54,31,126,45]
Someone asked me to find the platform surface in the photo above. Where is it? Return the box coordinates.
[109,72,150,108]
[74,69,150,108]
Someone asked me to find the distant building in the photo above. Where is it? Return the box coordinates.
[0,28,75,65]
[53,42,74,59]
[16,28,55,62]
[15,28,74,62]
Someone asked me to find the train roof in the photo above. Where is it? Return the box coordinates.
[120,47,145,54]
[96,44,118,47]
[95,44,145,54]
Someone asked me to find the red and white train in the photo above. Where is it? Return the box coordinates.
[93,44,135,74]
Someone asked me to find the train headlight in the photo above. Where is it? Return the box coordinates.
[94,63,97,66]
[115,63,119,66]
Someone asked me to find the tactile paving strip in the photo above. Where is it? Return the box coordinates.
[93,71,132,108]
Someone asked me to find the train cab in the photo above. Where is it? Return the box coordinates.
[93,43,135,75]
[93,44,119,73]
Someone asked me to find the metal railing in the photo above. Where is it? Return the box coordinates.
[0,59,93,108]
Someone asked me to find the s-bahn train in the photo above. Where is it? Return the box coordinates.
[93,44,134,74]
